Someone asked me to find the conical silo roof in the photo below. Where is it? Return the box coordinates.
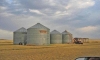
[14,27,27,32]
[29,23,49,29]
[62,30,70,34]
[50,30,61,34]
[68,32,72,35]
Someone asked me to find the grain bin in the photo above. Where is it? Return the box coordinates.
[27,23,50,45]
[13,27,27,45]
[62,30,72,43]
[68,32,73,43]
[50,30,62,44]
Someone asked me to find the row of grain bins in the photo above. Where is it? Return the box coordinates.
[13,23,73,45]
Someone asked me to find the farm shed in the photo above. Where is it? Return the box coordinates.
[74,38,89,43]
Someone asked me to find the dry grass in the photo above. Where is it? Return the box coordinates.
[0,39,100,60]
[89,39,100,43]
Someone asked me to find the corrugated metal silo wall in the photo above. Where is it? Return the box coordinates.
[27,28,50,45]
[13,32,27,45]
[50,34,62,44]
[69,34,73,43]
[62,34,70,43]
[47,29,50,45]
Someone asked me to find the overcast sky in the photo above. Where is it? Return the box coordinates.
[0,0,100,40]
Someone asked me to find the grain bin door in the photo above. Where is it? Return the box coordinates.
[42,38,46,45]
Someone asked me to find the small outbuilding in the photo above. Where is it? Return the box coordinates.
[13,27,27,45]
[50,30,62,44]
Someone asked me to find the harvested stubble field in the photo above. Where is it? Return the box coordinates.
[0,39,100,60]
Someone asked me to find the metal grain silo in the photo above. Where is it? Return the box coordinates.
[68,32,73,43]
[13,27,27,45]
[62,30,72,43]
[27,23,50,45]
[50,30,62,44]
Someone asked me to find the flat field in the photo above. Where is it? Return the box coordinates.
[0,39,100,60]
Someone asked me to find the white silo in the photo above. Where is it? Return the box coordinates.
[50,30,62,44]
[27,23,50,45]
[13,27,27,45]
[62,30,72,43]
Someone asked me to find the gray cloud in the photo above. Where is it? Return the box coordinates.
[0,15,19,31]
[0,0,100,39]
